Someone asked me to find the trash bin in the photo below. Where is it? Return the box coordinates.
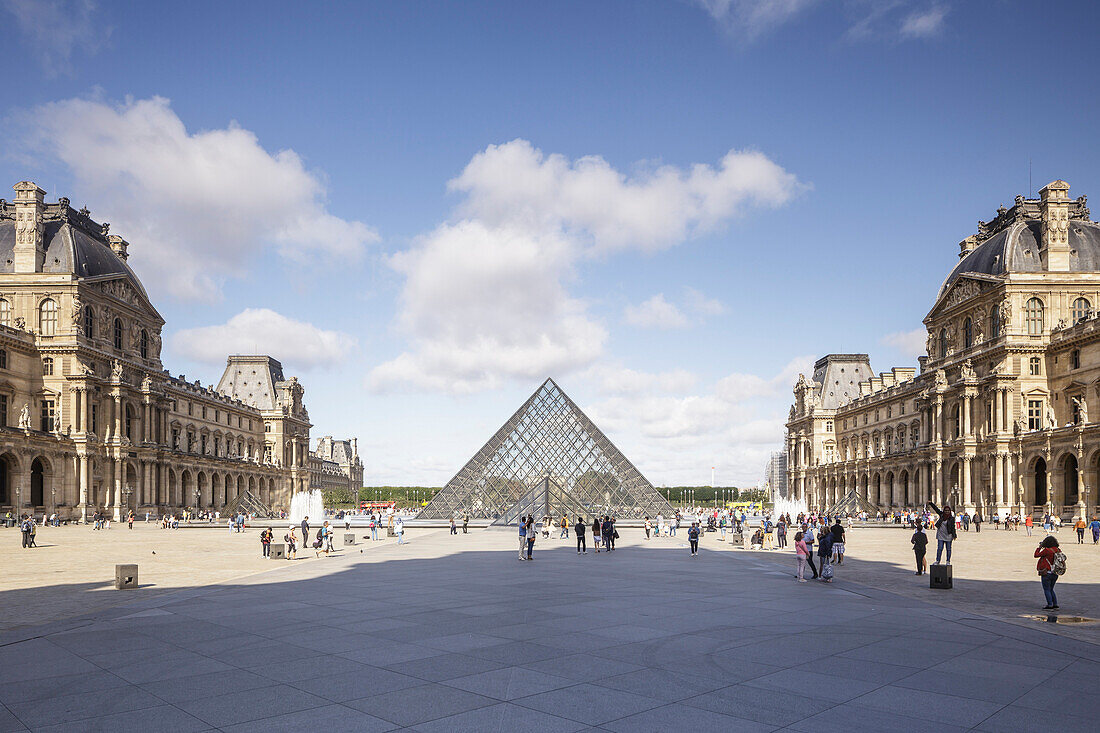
[115,564,138,590]
[270,544,287,560]
[343,533,356,546]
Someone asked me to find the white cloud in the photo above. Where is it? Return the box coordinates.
[585,365,698,396]
[696,0,821,41]
[881,327,927,359]
[684,287,726,316]
[899,5,947,38]
[1,0,107,76]
[624,294,690,329]
[18,96,378,300]
[583,356,813,485]
[370,139,802,394]
[450,139,801,254]
[172,308,356,370]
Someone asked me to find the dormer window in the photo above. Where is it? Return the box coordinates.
[1073,297,1091,322]
[39,299,57,336]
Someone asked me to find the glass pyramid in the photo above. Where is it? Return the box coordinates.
[418,378,674,523]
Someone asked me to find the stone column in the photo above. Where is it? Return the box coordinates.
[990,392,999,435]
[1001,389,1010,433]
[77,453,89,519]
[933,398,943,443]
[963,395,972,437]
[991,454,1002,512]
[961,456,972,510]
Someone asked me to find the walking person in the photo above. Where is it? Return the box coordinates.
[601,516,613,553]
[301,516,310,547]
[831,519,846,565]
[817,527,835,582]
[260,527,273,557]
[462,514,469,534]
[973,511,982,533]
[794,530,808,582]
[1075,516,1086,544]
[911,523,927,575]
[802,524,818,579]
[450,517,457,535]
[644,516,651,540]
[323,521,335,554]
[526,516,536,560]
[608,517,618,550]
[1090,516,1100,544]
[19,515,32,548]
[285,526,298,559]
[928,501,956,564]
[395,517,405,545]
[1025,513,1033,536]
[518,515,528,560]
[575,516,587,554]
[1035,535,1064,610]
[688,522,700,556]
[127,510,135,530]
[559,516,569,539]
[776,518,787,549]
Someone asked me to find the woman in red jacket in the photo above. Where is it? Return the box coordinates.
[1035,536,1060,610]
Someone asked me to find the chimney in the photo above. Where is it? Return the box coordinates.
[958,235,979,259]
[1039,180,1071,271]
[107,234,129,261]
[353,438,358,457]
[12,181,46,273]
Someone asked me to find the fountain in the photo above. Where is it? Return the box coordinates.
[289,489,326,524]
[771,496,808,519]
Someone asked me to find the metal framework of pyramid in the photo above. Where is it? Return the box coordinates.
[823,488,880,517]
[418,378,674,523]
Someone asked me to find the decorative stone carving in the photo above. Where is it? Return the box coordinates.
[13,316,24,330]
[1073,396,1088,424]
[960,359,975,380]
[1046,404,1057,430]
[71,294,83,334]
[998,299,1012,330]
[972,315,985,345]
[945,279,981,308]
[18,403,30,430]
[1014,418,1025,436]
[933,369,948,388]
[111,359,124,381]
[926,331,936,357]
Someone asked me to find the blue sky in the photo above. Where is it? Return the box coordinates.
[2,0,1099,486]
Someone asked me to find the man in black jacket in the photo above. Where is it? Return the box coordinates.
[575,516,587,553]
[911,523,928,574]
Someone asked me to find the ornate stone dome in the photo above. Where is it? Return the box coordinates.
[937,182,1096,299]
[0,194,150,301]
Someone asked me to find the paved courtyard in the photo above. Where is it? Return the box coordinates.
[1,525,1099,731]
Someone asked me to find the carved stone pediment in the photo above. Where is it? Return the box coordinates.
[94,279,141,306]
[943,278,982,309]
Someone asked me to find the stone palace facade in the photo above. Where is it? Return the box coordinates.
[0,181,357,520]
[309,435,364,494]
[787,180,1100,519]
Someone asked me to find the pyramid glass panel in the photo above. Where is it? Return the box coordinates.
[418,379,674,522]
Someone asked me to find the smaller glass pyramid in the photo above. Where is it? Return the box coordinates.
[418,379,674,523]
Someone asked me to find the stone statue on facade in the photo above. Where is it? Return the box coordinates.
[18,402,30,430]
[1046,404,1057,430]
[13,316,24,330]
[933,369,947,388]
[972,316,985,345]
[1014,418,1024,436]
[111,359,124,381]
[1073,396,1088,424]
[960,359,975,380]
[926,331,936,357]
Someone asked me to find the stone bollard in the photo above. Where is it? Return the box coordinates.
[270,544,286,560]
[115,564,138,590]
[343,533,355,546]
[387,526,395,537]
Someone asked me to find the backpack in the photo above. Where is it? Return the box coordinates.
[1051,551,1067,576]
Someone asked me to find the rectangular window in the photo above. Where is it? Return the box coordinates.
[42,357,53,376]
[201,435,207,454]
[900,403,906,416]
[40,399,55,432]
[1072,349,1081,370]
[0,394,7,427]
[1029,357,1041,376]
[886,406,892,418]
[172,428,180,449]
[0,349,7,369]
[1028,399,1043,431]
[90,403,98,434]
[188,402,193,416]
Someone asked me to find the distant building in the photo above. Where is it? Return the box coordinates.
[310,435,363,494]
[764,450,788,501]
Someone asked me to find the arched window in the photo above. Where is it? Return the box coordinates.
[83,306,94,338]
[113,318,123,350]
[1025,297,1044,335]
[38,299,57,336]
[1072,297,1091,322]
[939,328,948,358]
[964,317,972,349]
[0,299,10,327]
[140,330,149,360]
[989,305,1000,338]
